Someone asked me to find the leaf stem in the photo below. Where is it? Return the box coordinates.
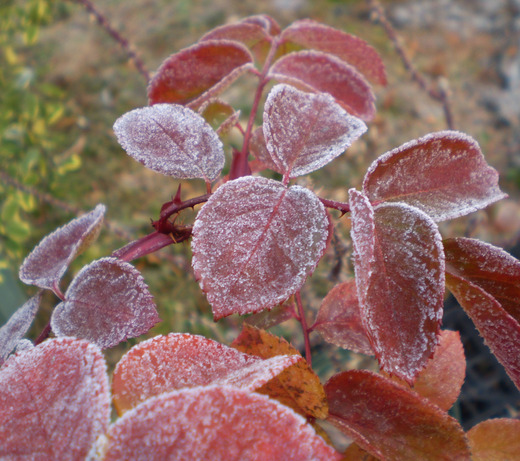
[34,322,52,346]
[319,197,351,215]
[295,291,312,367]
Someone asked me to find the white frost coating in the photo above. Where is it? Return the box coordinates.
[351,198,445,382]
[104,385,341,461]
[0,291,41,365]
[263,84,367,179]
[113,104,225,182]
[112,333,300,412]
[362,131,507,222]
[191,176,330,319]
[19,204,105,291]
[0,338,110,461]
[51,257,160,349]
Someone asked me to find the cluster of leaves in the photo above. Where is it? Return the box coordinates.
[1,13,520,460]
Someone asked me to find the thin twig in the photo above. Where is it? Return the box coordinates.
[367,0,455,129]
[295,291,312,367]
[72,0,150,82]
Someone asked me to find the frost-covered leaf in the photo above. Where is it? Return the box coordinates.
[147,40,254,107]
[0,338,110,460]
[232,324,328,419]
[19,204,105,293]
[278,19,387,85]
[268,51,376,120]
[104,386,341,461]
[445,237,520,321]
[383,330,466,411]
[191,176,330,319]
[313,280,373,355]
[263,84,366,179]
[445,271,520,390]
[467,418,520,461]
[200,21,272,64]
[242,14,281,35]
[249,125,281,172]
[51,257,160,349]
[349,190,444,383]
[362,131,507,222]
[326,370,471,461]
[112,332,301,415]
[0,291,41,366]
[113,104,225,182]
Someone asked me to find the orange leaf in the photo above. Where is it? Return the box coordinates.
[467,418,520,461]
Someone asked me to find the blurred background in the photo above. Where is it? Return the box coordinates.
[1,0,519,429]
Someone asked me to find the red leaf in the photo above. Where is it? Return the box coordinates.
[191,176,330,319]
[278,19,387,85]
[325,370,471,460]
[268,51,376,120]
[112,332,301,414]
[313,280,373,355]
[0,292,42,366]
[147,40,254,107]
[445,237,520,321]
[249,126,282,173]
[242,14,281,36]
[349,189,444,383]
[200,21,272,65]
[263,84,366,179]
[445,272,520,390]
[51,257,160,349]
[467,418,520,461]
[19,204,105,294]
[0,338,110,460]
[113,104,225,182]
[383,330,466,411]
[362,131,507,222]
[104,386,341,461]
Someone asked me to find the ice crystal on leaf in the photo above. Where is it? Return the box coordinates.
[0,338,110,461]
[19,204,105,294]
[51,257,160,349]
[263,84,366,179]
[349,190,444,383]
[113,104,225,182]
[363,131,506,222]
[191,176,330,319]
[104,386,341,461]
[0,291,41,365]
[112,332,301,414]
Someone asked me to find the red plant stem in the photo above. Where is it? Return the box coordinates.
[34,322,52,346]
[73,0,150,82]
[319,197,351,215]
[229,37,280,180]
[157,193,211,226]
[295,291,312,367]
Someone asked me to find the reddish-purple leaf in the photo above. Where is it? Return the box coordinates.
[445,237,520,321]
[0,292,42,366]
[362,131,507,222]
[313,280,373,355]
[147,40,254,107]
[19,204,105,294]
[113,104,225,182]
[242,14,281,36]
[0,338,110,460]
[383,330,466,411]
[249,125,282,173]
[278,19,387,85]
[191,176,330,319]
[104,386,341,461]
[467,418,520,461]
[263,84,366,179]
[268,51,376,121]
[445,265,520,390]
[349,189,444,383]
[325,370,470,460]
[51,257,160,349]
[200,21,272,64]
[112,333,301,414]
